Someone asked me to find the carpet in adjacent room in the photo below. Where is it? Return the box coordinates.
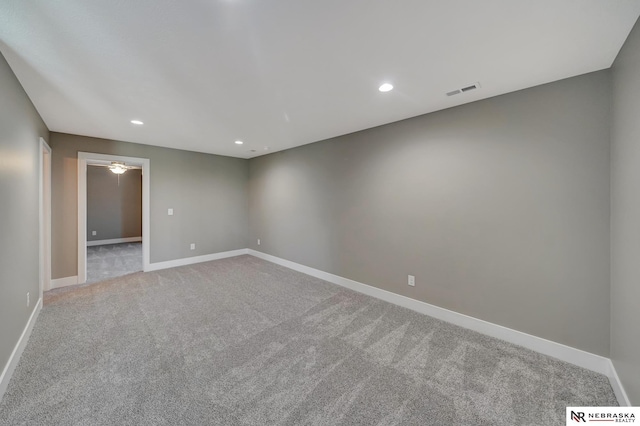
[86,242,142,284]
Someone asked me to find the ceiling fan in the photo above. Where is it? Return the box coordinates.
[107,162,128,174]
[88,161,136,174]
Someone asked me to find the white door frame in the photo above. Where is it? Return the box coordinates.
[77,152,150,284]
[39,138,52,295]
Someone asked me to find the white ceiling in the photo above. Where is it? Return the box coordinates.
[1,1,639,158]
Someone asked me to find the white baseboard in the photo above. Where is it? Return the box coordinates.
[606,359,631,406]
[50,276,78,290]
[87,236,142,247]
[0,298,42,403]
[37,249,633,407]
[146,248,248,272]
[248,250,628,404]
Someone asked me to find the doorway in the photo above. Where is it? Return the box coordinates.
[77,152,150,284]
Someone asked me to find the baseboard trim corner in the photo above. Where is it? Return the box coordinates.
[50,276,79,290]
[0,298,42,403]
[606,359,631,406]
[146,248,249,272]
[248,250,614,380]
[87,236,142,247]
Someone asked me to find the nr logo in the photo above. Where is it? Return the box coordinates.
[571,411,586,422]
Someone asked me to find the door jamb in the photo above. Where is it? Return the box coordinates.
[39,138,51,296]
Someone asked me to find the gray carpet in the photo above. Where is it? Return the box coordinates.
[0,255,616,425]
[86,242,142,284]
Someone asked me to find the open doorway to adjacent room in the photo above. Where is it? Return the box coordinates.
[77,153,150,285]
[86,162,142,283]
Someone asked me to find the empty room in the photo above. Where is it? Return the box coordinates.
[1,1,639,425]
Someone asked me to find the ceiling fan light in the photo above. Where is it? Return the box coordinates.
[109,162,127,174]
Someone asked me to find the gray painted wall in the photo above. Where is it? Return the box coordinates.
[0,52,49,377]
[611,19,640,405]
[249,71,611,356]
[87,166,142,241]
[3,27,634,401]
[51,133,248,279]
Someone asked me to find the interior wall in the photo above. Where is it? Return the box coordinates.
[249,70,611,356]
[87,166,142,241]
[0,52,49,376]
[610,18,640,405]
[50,133,249,279]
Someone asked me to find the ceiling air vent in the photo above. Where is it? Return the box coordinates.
[446,82,481,96]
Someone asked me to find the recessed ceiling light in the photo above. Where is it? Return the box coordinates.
[264,147,270,151]
[130,120,144,125]
[378,83,393,92]
[235,140,244,145]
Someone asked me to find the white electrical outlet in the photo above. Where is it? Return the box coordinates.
[408,275,415,287]
[92,231,97,236]
[168,208,174,216]
[26,292,30,307]
[190,243,195,250]
[257,239,261,245]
